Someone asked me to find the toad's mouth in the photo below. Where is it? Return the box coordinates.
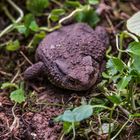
[68,66,99,90]
[54,58,100,91]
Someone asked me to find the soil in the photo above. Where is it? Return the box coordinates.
[0,79,89,140]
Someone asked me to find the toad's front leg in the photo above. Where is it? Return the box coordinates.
[24,61,45,80]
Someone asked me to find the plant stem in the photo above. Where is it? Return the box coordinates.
[123,31,139,42]
[0,0,24,38]
[40,5,90,33]
[118,105,130,117]
[111,119,130,140]
[72,122,76,140]
[106,46,112,58]
[129,82,136,111]
[92,105,112,111]
[108,105,116,140]
[116,34,126,53]
[59,5,90,25]
[39,24,61,32]
[2,6,15,22]
[118,33,124,59]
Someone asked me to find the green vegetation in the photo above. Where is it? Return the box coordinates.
[55,10,140,139]
[1,82,26,103]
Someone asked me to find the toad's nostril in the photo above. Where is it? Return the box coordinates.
[79,76,90,86]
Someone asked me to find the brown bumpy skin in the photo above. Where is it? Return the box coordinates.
[24,23,109,91]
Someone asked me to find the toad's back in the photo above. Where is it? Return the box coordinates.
[35,23,106,63]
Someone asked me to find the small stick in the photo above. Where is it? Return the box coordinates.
[51,0,63,7]
[10,103,19,132]
[11,69,20,83]
[105,14,116,34]
[130,3,139,12]
[0,70,12,77]
[20,51,33,65]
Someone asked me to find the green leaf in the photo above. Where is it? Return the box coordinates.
[89,98,107,114]
[111,75,122,83]
[132,55,140,73]
[56,110,75,122]
[24,14,39,36]
[88,0,99,5]
[127,11,140,36]
[15,25,27,34]
[6,40,20,51]
[107,95,122,104]
[1,82,18,89]
[73,105,93,122]
[129,69,139,77]
[24,14,35,27]
[63,122,73,134]
[51,9,65,15]
[62,110,75,122]
[55,105,93,122]
[127,42,140,56]
[117,75,132,90]
[10,88,26,104]
[106,59,117,75]
[29,21,39,31]
[65,1,81,8]
[75,6,100,27]
[32,31,46,47]
[50,9,65,22]
[111,57,125,71]
[102,72,111,79]
[106,57,125,76]
[26,0,49,15]
[16,14,39,36]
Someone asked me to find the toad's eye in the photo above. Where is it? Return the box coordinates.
[55,59,69,75]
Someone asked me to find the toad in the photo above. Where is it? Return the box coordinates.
[24,23,109,91]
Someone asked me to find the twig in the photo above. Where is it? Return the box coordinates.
[51,0,63,7]
[105,14,116,34]
[0,40,11,48]
[111,119,130,140]
[130,3,139,12]
[0,70,12,77]
[118,105,130,117]
[20,51,33,65]
[11,69,20,83]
